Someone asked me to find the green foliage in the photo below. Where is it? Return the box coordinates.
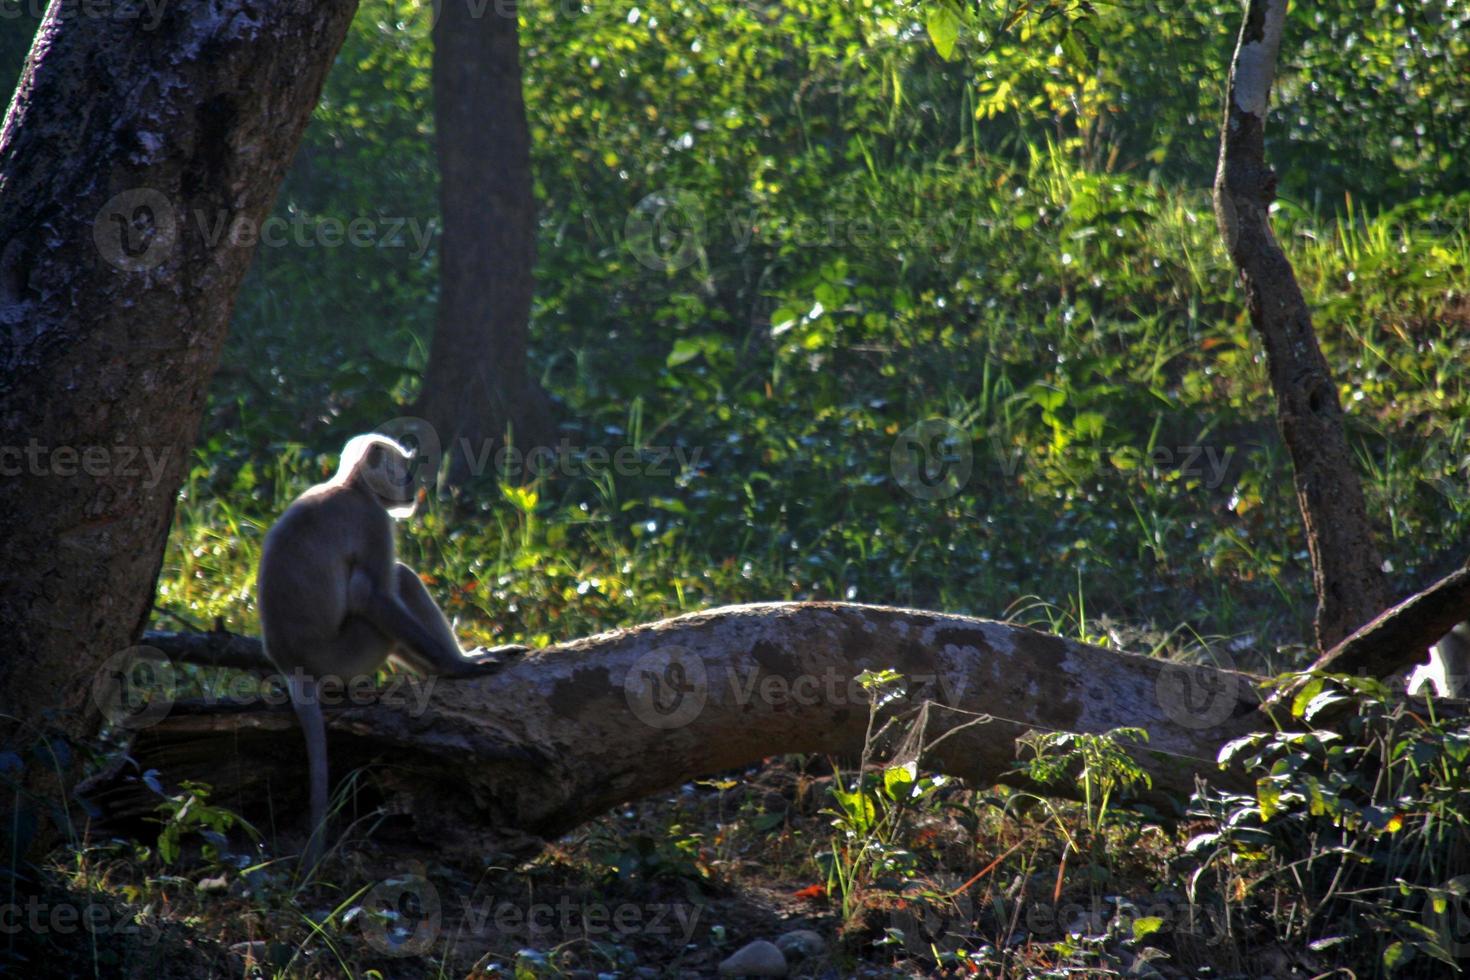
[818,670,952,923]
[112,0,1468,671]
[1016,726,1151,837]
[1191,674,1470,974]
[152,780,257,867]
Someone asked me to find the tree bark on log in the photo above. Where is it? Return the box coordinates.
[0,0,359,850]
[84,603,1263,860]
[1213,0,1387,651]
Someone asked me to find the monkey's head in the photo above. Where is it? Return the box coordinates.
[338,433,420,519]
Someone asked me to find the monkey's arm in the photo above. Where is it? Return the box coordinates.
[348,566,503,677]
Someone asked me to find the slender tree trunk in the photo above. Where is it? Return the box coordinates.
[85,602,1263,859]
[417,0,554,487]
[0,0,358,850]
[1213,0,1388,650]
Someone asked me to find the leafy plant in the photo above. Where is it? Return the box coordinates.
[1015,726,1151,839]
[152,780,257,867]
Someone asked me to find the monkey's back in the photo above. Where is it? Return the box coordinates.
[257,484,396,672]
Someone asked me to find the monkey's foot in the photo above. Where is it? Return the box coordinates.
[459,644,531,675]
[477,643,530,657]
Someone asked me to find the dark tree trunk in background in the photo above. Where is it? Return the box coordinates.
[418,0,554,486]
[1213,0,1388,650]
[0,0,358,851]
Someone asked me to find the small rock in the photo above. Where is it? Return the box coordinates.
[718,939,787,977]
[775,929,826,960]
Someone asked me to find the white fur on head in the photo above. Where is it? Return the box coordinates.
[333,433,418,519]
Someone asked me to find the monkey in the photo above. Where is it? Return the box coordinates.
[257,433,520,866]
[1406,621,1470,699]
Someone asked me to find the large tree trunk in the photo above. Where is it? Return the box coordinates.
[1213,0,1388,650]
[85,603,1263,860]
[0,0,358,849]
[416,0,554,487]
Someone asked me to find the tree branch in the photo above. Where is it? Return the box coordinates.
[1309,565,1470,679]
[141,630,273,673]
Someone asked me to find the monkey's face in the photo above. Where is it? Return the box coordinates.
[362,442,419,519]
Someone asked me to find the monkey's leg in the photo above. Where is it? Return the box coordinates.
[392,566,530,665]
[388,563,520,676]
[346,564,490,676]
[392,562,464,659]
[347,564,459,665]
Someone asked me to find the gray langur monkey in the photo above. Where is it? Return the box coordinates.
[1407,621,1470,699]
[257,433,518,865]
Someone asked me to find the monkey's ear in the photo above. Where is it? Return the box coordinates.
[364,442,386,468]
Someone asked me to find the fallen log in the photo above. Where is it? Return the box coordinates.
[84,602,1264,859]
